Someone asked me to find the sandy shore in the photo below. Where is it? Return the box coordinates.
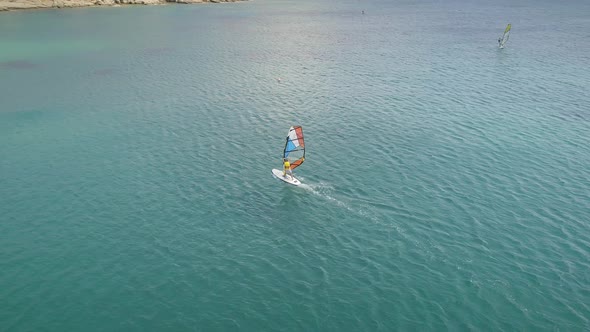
[0,0,243,12]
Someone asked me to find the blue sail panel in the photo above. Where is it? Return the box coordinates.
[284,140,296,157]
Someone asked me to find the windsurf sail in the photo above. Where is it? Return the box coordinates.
[499,23,511,48]
[283,126,305,170]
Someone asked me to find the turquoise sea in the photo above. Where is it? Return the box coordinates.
[1,0,590,330]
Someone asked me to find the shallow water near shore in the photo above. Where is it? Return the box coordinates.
[1,0,590,330]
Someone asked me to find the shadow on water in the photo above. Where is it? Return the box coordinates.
[91,68,118,76]
[0,60,39,70]
[551,111,589,123]
[142,47,175,56]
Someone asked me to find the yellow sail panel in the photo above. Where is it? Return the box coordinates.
[504,24,511,34]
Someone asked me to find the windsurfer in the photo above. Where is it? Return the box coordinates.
[283,158,292,178]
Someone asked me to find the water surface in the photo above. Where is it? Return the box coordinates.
[1,0,590,330]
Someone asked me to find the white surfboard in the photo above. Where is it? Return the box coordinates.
[272,169,301,186]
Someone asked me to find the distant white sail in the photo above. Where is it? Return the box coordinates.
[499,24,511,48]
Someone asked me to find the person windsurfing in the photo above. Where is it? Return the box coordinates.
[498,37,502,47]
[283,158,292,178]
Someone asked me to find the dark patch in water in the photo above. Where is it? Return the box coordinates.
[553,110,589,123]
[92,68,117,76]
[565,111,588,121]
[0,60,39,70]
[143,47,174,56]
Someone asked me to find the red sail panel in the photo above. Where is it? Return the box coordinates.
[290,157,305,170]
[294,126,305,147]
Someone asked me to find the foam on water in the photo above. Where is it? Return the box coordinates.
[301,181,351,207]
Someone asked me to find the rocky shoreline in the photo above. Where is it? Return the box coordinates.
[0,0,242,12]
